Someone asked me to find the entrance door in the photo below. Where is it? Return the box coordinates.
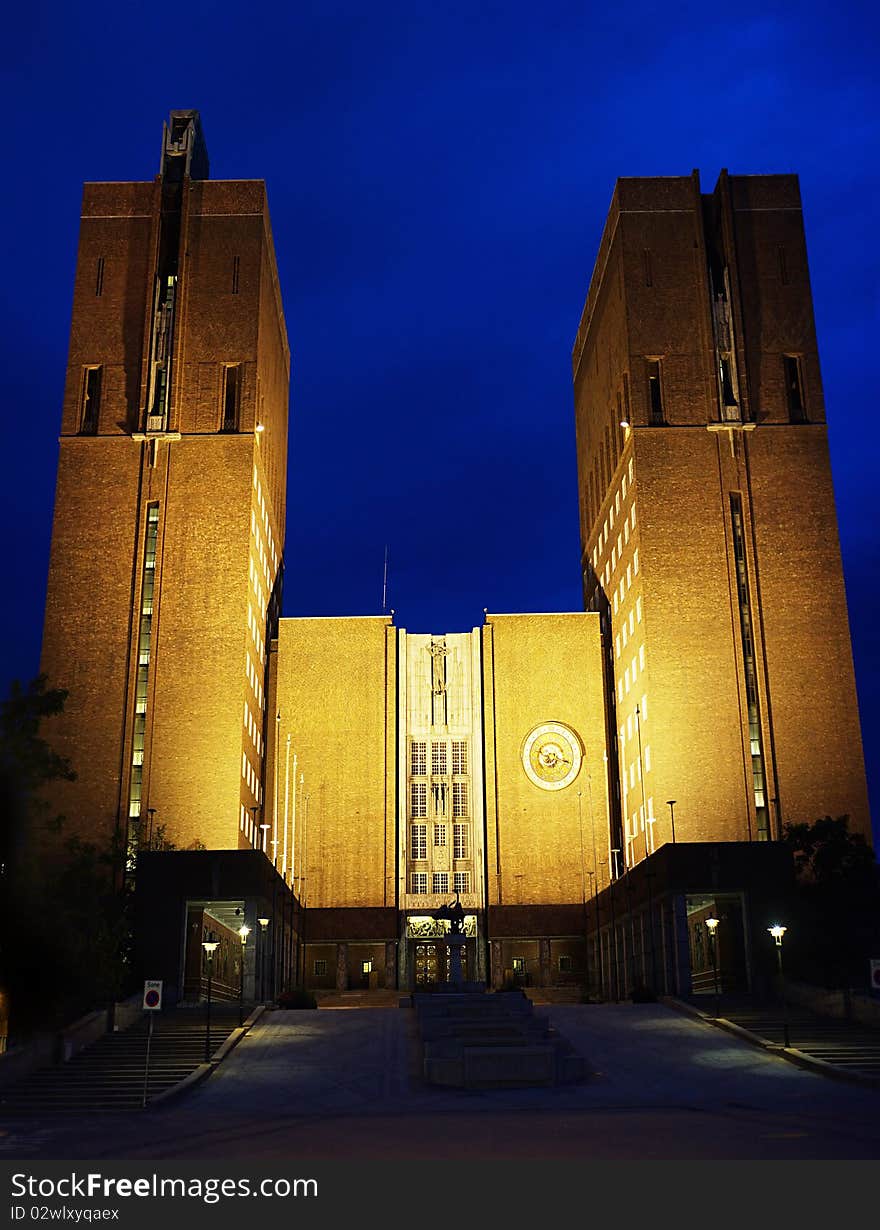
[412,941,470,987]
[414,942,442,986]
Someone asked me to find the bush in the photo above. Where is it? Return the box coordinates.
[277,987,317,1010]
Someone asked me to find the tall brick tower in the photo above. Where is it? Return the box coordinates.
[573,171,870,870]
[40,111,289,859]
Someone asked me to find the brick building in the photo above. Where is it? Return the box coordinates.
[573,171,870,878]
[40,111,288,861]
[36,119,870,999]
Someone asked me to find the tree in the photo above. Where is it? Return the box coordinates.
[782,815,880,989]
[0,674,76,878]
[0,676,132,1040]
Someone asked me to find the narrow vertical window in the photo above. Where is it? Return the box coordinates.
[777,246,789,286]
[232,255,240,295]
[127,504,160,866]
[80,366,102,434]
[646,360,664,425]
[95,257,105,297]
[221,364,241,432]
[719,356,738,411]
[730,493,770,840]
[783,355,805,422]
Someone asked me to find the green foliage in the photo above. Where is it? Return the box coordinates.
[0,674,76,873]
[782,815,880,988]
[0,676,132,1040]
[5,833,133,1035]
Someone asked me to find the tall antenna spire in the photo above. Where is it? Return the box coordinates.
[382,544,389,613]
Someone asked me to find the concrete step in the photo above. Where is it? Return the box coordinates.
[0,1006,246,1115]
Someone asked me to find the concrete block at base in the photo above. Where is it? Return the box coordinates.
[423,1056,465,1085]
[463,1045,556,1087]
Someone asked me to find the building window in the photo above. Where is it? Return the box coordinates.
[646,360,664,425]
[454,871,470,894]
[452,782,468,817]
[126,504,159,860]
[643,249,653,287]
[452,740,468,775]
[433,823,447,848]
[783,355,806,422]
[221,364,241,432]
[410,783,427,817]
[512,957,526,975]
[558,954,573,972]
[411,873,427,894]
[232,255,240,295]
[433,872,449,894]
[777,245,789,286]
[410,740,427,776]
[80,366,102,434]
[95,257,105,297]
[453,823,469,859]
[410,824,427,860]
[362,959,372,974]
[313,959,327,976]
[432,742,447,776]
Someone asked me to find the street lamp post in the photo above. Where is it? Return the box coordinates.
[666,800,676,844]
[705,916,720,1019]
[258,916,270,1003]
[768,924,790,1047]
[202,940,218,1062]
[259,823,270,854]
[237,923,251,1025]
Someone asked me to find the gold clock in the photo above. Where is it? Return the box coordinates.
[521,722,583,791]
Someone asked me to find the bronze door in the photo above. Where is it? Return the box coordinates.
[412,941,470,986]
[414,942,441,986]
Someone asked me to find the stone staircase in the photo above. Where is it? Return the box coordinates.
[0,1005,246,1115]
[413,989,589,1088]
[714,999,880,1079]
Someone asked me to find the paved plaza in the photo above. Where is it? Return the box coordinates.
[1,1002,878,1161]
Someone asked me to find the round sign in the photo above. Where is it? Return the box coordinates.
[144,989,161,1008]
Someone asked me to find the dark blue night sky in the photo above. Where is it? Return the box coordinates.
[2,2,878,841]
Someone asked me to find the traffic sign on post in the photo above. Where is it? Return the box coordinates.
[143,980,163,1010]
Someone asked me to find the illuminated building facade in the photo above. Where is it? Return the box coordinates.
[37,121,871,997]
[40,111,288,860]
[573,172,871,872]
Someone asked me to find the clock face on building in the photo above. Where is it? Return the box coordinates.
[521,722,583,791]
